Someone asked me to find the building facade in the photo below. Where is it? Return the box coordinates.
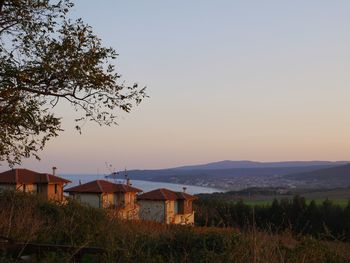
[138,188,197,225]
[64,180,142,220]
[0,168,71,202]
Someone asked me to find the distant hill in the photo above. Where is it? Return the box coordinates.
[119,166,345,182]
[173,160,348,170]
[284,163,350,184]
[107,161,349,190]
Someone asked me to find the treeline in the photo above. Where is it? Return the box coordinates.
[194,196,350,241]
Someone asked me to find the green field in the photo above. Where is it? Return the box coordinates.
[199,187,350,207]
[242,198,350,207]
[241,199,274,206]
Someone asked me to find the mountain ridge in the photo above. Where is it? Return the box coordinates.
[106,160,350,190]
[172,160,349,170]
[285,163,350,181]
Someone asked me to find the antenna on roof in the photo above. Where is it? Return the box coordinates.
[104,162,118,182]
[105,162,114,174]
[124,168,131,186]
[112,171,119,184]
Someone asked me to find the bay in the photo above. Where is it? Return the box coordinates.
[62,174,222,194]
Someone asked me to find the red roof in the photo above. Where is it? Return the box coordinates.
[0,169,71,184]
[137,188,198,201]
[64,180,142,194]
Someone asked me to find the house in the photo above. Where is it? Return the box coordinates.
[64,180,142,220]
[138,188,198,225]
[0,168,71,202]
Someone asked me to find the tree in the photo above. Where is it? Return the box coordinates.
[0,0,147,166]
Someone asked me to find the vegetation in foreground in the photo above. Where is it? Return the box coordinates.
[0,191,350,262]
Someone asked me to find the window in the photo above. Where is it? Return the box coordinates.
[37,184,42,193]
[23,184,26,192]
[54,184,58,194]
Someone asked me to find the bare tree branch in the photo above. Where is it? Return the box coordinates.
[0,0,147,166]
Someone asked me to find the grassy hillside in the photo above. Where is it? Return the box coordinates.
[197,187,350,203]
[285,164,350,182]
[1,191,350,262]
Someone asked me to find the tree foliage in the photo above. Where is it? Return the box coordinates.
[195,196,350,241]
[0,0,146,166]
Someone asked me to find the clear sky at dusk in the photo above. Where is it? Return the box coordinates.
[4,1,350,173]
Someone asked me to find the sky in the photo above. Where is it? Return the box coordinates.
[4,1,350,173]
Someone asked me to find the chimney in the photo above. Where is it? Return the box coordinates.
[183,187,187,193]
[52,166,57,176]
[126,178,131,186]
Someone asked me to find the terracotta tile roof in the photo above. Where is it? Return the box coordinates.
[64,180,142,194]
[137,188,178,200]
[0,168,71,184]
[137,188,197,201]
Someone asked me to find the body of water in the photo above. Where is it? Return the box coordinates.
[62,174,222,194]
